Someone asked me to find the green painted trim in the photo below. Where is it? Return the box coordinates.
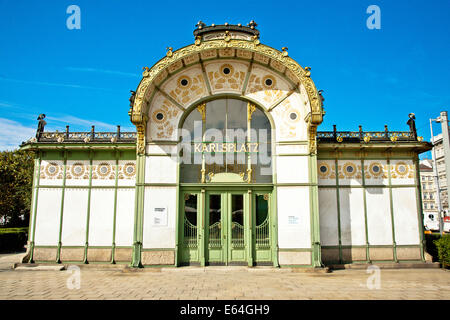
[132,154,145,268]
[278,248,313,252]
[387,159,398,262]
[56,151,68,263]
[276,141,309,145]
[361,159,371,263]
[145,153,174,157]
[22,144,136,151]
[247,190,253,267]
[29,154,42,263]
[200,189,206,267]
[317,184,418,188]
[83,153,93,263]
[309,153,322,267]
[276,153,311,157]
[141,183,178,187]
[174,157,181,267]
[271,186,279,267]
[334,158,343,263]
[413,156,426,262]
[111,152,120,263]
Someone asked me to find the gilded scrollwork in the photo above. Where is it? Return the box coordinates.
[130,39,322,128]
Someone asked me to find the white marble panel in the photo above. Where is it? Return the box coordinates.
[115,188,135,246]
[91,160,116,186]
[276,156,309,183]
[88,189,115,246]
[392,188,420,245]
[34,188,62,246]
[339,188,366,245]
[318,188,339,246]
[277,187,311,248]
[39,160,64,186]
[275,144,309,155]
[65,160,90,186]
[144,156,177,184]
[142,187,177,248]
[61,188,88,246]
[366,188,393,245]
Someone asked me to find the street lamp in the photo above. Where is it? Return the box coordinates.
[430,116,445,235]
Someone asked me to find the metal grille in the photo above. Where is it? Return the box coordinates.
[208,222,222,248]
[255,218,270,248]
[183,217,197,248]
[231,222,245,248]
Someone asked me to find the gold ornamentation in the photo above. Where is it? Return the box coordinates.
[166,47,173,57]
[281,47,288,57]
[197,103,206,122]
[136,123,146,155]
[368,162,384,178]
[45,162,60,178]
[70,162,85,178]
[309,125,318,153]
[97,162,112,178]
[418,136,423,141]
[342,162,357,178]
[263,194,269,201]
[394,161,409,177]
[130,39,323,127]
[304,67,311,77]
[262,75,276,89]
[364,135,371,143]
[336,136,343,142]
[123,162,136,178]
[224,31,231,42]
[195,36,201,46]
[247,103,256,121]
[390,135,398,142]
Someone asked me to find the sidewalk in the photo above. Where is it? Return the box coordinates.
[0,260,449,300]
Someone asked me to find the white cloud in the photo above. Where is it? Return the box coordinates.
[66,67,140,78]
[0,118,36,151]
[46,115,119,131]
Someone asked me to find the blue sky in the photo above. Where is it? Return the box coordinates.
[0,0,449,157]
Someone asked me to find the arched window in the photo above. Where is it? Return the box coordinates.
[179,98,272,183]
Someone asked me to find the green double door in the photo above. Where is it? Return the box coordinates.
[179,190,273,266]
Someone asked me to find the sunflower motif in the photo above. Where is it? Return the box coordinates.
[123,162,136,178]
[262,75,276,89]
[369,162,383,177]
[70,162,85,178]
[97,162,111,178]
[45,162,59,178]
[318,162,331,179]
[220,64,234,77]
[343,162,357,178]
[395,161,409,177]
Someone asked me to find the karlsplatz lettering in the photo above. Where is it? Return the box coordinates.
[193,142,259,153]
[180,304,214,317]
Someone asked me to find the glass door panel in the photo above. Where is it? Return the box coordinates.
[207,194,224,264]
[254,194,271,263]
[180,193,199,264]
[228,193,246,263]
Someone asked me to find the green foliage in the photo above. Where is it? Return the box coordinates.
[425,233,441,262]
[0,228,28,252]
[434,234,450,267]
[0,150,35,227]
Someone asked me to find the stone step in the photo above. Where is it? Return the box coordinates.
[329,262,441,270]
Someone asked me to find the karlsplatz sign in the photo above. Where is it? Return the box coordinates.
[194,142,259,153]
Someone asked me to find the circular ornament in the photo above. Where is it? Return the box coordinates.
[45,162,59,177]
[220,64,234,77]
[262,75,276,89]
[152,109,167,123]
[97,163,111,177]
[343,162,357,177]
[395,162,409,176]
[369,162,383,177]
[123,162,136,177]
[71,163,85,177]
[178,76,191,89]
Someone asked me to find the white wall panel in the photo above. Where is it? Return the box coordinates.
[61,188,88,246]
[364,160,389,185]
[142,187,177,248]
[88,189,115,246]
[276,156,309,184]
[337,160,363,186]
[144,156,177,184]
[390,160,415,185]
[34,188,62,246]
[366,188,393,245]
[115,188,135,246]
[392,188,420,245]
[339,188,366,245]
[277,187,311,248]
[317,160,336,186]
[318,188,339,246]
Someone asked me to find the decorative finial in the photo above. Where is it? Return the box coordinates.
[142,66,150,77]
[35,114,47,141]
[252,35,260,45]
[304,66,311,77]
[281,47,288,57]
[195,35,201,46]
[224,30,231,42]
[211,23,215,27]
[237,23,242,27]
[166,47,173,57]
[224,22,229,26]
[248,20,257,29]
[196,21,206,29]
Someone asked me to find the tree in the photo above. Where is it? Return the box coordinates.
[0,150,35,227]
